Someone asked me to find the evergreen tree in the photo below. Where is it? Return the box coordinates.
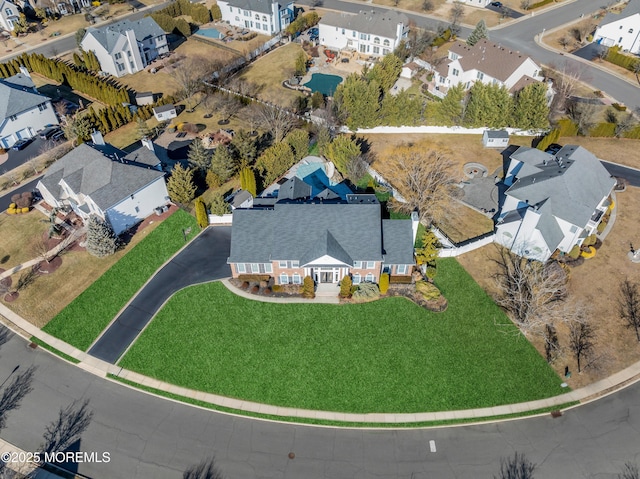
[513,82,550,130]
[315,125,331,156]
[434,84,465,125]
[294,52,307,77]
[136,118,152,140]
[75,28,86,47]
[240,167,257,197]
[210,4,222,19]
[167,164,196,204]
[85,215,119,258]
[380,89,422,126]
[73,52,85,69]
[366,54,403,92]
[466,20,488,46]
[285,129,309,161]
[209,193,230,215]
[210,146,235,182]
[325,135,361,176]
[334,73,381,129]
[195,197,208,228]
[255,143,295,185]
[187,138,211,173]
[231,130,257,170]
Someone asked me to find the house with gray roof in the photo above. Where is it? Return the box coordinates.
[228,192,416,286]
[36,137,169,235]
[593,0,640,54]
[0,68,58,149]
[218,0,294,35]
[495,145,616,262]
[429,39,545,99]
[319,10,408,57]
[0,0,20,32]
[80,17,168,78]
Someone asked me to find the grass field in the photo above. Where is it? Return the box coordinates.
[0,212,49,270]
[42,210,198,351]
[119,258,565,413]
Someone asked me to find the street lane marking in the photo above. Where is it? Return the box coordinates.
[429,440,436,453]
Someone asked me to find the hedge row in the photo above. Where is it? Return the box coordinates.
[606,46,640,72]
[589,122,616,137]
[528,0,554,9]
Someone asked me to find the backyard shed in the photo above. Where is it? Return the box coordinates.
[153,104,177,122]
[482,130,509,148]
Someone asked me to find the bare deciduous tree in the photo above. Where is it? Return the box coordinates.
[172,55,216,110]
[558,36,571,50]
[619,278,640,342]
[568,314,596,373]
[211,92,244,123]
[256,104,299,143]
[566,99,597,135]
[183,456,225,479]
[386,146,457,226]
[449,1,465,31]
[549,64,584,113]
[520,0,531,10]
[619,462,640,479]
[345,155,370,184]
[495,452,536,479]
[492,246,568,334]
[0,365,37,432]
[41,398,94,454]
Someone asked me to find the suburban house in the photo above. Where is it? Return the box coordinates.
[152,104,177,122]
[36,132,169,235]
[455,0,491,7]
[0,0,19,32]
[495,145,616,262]
[226,189,253,210]
[427,39,545,98]
[80,17,168,78]
[318,10,409,57]
[217,0,294,35]
[482,129,509,148]
[593,0,640,54]
[0,68,58,148]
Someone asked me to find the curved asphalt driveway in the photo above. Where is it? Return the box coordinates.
[87,226,231,364]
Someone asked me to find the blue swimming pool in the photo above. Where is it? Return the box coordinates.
[304,73,343,97]
[197,27,223,39]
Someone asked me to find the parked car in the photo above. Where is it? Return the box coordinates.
[11,137,34,151]
[309,27,319,36]
[39,126,61,140]
[51,130,66,142]
[490,1,503,6]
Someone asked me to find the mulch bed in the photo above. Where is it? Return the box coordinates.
[3,292,18,302]
[119,205,178,246]
[37,256,62,274]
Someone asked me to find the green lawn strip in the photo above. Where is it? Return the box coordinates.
[109,375,578,427]
[30,337,80,364]
[42,210,198,351]
[119,258,566,413]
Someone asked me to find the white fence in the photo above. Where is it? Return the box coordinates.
[437,233,496,257]
[366,166,406,203]
[209,214,233,225]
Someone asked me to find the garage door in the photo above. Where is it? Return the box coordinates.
[1,136,13,148]
[16,128,33,140]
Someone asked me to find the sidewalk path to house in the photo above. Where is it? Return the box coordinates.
[87,226,232,364]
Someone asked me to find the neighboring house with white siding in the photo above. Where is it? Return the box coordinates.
[593,0,640,54]
[0,68,58,149]
[218,0,294,35]
[319,10,409,57]
[495,145,616,262]
[81,17,168,78]
[36,134,169,235]
[0,0,20,32]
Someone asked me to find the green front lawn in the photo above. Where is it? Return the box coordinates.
[119,258,565,413]
[42,210,198,351]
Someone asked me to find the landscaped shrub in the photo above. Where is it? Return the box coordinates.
[624,125,640,139]
[259,280,268,289]
[589,122,616,137]
[612,103,627,111]
[536,128,559,151]
[20,207,29,213]
[390,275,413,284]
[238,32,257,41]
[241,281,250,289]
[431,28,451,47]
[302,276,315,299]
[352,282,380,300]
[194,198,208,228]
[425,265,437,281]
[416,280,442,301]
[606,46,640,72]
[238,274,271,282]
[210,4,221,19]
[597,221,607,233]
[567,244,581,259]
[582,233,597,247]
[263,287,271,294]
[581,246,596,258]
[379,273,389,295]
[251,285,259,293]
[339,275,352,298]
[529,0,553,9]
[6,207,16,214]
[557,118,579,137]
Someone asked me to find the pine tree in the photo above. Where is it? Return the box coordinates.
[325,135,361,176]
[513,82,550,130]
[167,164,197,204]
[435,84,466,125]
[339,275,352,298]
[240,167,257,197]
[85,215,119,258]
[210,146,235,182]
[209,193,230,215]
[136,118,152,140]
[466,20,488,46]
[231,130,257,170]
[285,129,309,161]
[187,138,211,173]
[255,143,295,185]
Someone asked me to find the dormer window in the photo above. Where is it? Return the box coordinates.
[629,29,634,34]
[450,52,458,60]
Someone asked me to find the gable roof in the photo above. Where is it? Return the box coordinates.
[507,145,615,227]
[320,10,408,38]
[0,73,50,119]
[448,39,535,82]
[84,17,165,53]
[229,202,384,264]
[39,143,165,211]
[599,0,640,26]
[382,220,414,264]
[278,176,312,201]
[153,103,175,114]
[221,0,282,14]
[485,129,509,139]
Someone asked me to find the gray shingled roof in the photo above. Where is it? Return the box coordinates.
[382,220,414,264]
[223,0,281,14]
[320,10,408,38]
[84,17,165,54]
[448,39,534,82]
[507,145,615,228]
[486,130,509,139]
[39,143,165,211]
[228,202,385,264]
[153,104,175,114]
[0,73,50,119]
[599,0,640,26]
[278,176,311,201]
[124,146,161,167]
[534,200,565,252]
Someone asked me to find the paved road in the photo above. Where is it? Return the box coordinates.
[0,178,40,212]
[87,226,232,364]
[2,325,640,478]
[602,160,640,187]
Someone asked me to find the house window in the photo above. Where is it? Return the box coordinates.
[353,261,362,269]
[251,263,260,273]
[569,225,578,233]
[134,206,139,213]
[262,15,267,21]
[243,9,249,16]
[373,37,380,44]
[255,14,259,19]
[37,102,48,111]
[452,68,459,76]
[279,260,287,268]
[129,62,134,69]
[366,261,375,269]
[127,50,132,57]
[450,52,458,60]
[117,63,125,72]
[352,31,356,37]
[373,46,379,54]
[365,273,374,283]
[291,260,299,268]
[5,8,13,15]
[383,39,390,46]
[619,37,623,42]
[292,273,301,284]
[115,52,122,60]
[342,28,345,35]
[477,72,484,80]
[280,273,289,284]
[237,263,246,273]
[353,273,361,284]
[629,29,634,34]
[397,264,407,274]
[229,6,233,11]
[359,44,367,53]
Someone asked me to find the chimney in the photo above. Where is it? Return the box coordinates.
[141,137,155,152]
[19,66,31,78]
[91,130,105,145]
[411,211,420,244]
